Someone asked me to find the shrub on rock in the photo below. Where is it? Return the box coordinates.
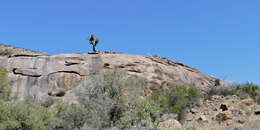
[0,67,12,101]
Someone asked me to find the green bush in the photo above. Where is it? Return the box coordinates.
[149,86,200,123]
[242,83,259,99]
[215,79,221,86]
[187,87,200,108]
[76,68,146,129]
[0,68,57,129]
[0,49,13,56]
[208,83,260,101]
[118,85,200,128]
[119,98,160,129]
[0,100,58,130]
[55,103,91,130]
[216,113,227,123]
[0,67,12,101]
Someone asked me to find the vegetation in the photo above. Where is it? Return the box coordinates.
[75,68,146,129]
[0,100,58,130]
[74,69,200,128]
[0,67,203,129]
[148,86,200,123]
[0,67,57,130]
[208,83,260,103]
[55,103,91,130]
[119,97,160,129]
[0,67,12,100]
[88,34,99,52]
[0,49,13,56]
[215,79,221,86]
[0,65,259,129]
[117,86,200,129]
[216,113,227,123]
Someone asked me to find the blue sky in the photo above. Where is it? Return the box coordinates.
[0,0,259,85]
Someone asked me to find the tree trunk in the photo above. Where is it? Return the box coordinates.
[92,45,96,52]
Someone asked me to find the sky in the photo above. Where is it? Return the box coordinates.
[0,0,259,85]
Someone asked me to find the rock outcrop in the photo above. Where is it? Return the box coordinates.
[0,53,218,103]
[0,45,218,103]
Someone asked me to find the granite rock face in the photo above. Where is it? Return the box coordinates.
[0,53,218,103]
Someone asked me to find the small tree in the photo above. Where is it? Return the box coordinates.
[88,34,99,52]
